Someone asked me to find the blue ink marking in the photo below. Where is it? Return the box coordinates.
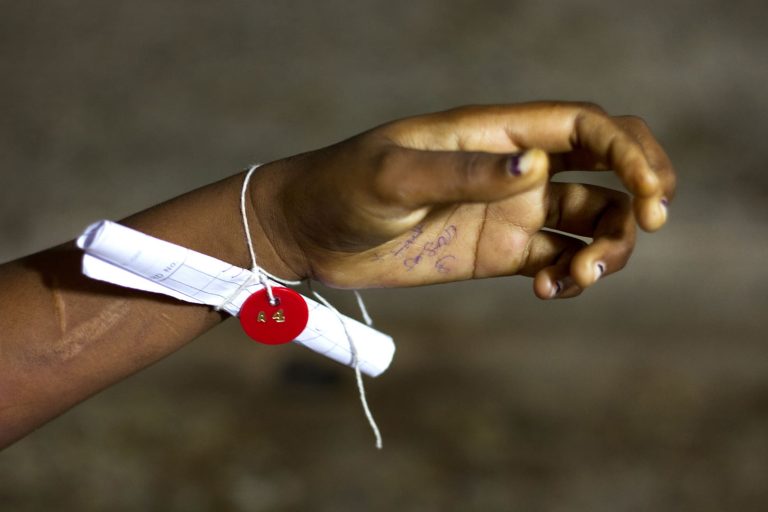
[401,225,457,271]
[435,255,456,273]
[392,224,425,257]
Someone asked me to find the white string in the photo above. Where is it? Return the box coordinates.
[309,283,383,449]
[260,268,302,287]
[213,164,276,311]
[239,165,276,306]
[240,166,261,273]
[238,165,300,305]
[239,164,383,449]
[353,290,373,326]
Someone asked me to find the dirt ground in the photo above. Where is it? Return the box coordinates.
[1,1,767,511]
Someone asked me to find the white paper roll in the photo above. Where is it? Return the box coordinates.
[77,220,395,377]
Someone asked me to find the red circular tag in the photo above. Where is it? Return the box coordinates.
[239,287,309,345]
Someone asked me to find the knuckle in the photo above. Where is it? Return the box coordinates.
[616,116,653,150]
[375,144,402,172]
[617,114,650,132]
[372,146,409,202]
[615,241,635,270]
[572,101,608,116]
[460,152,484,185]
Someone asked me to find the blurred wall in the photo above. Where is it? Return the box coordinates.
[1,1,767,511]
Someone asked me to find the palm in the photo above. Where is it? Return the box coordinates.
[309,183,548,288]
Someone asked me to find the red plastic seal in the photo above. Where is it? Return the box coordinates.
[239,287,309,345]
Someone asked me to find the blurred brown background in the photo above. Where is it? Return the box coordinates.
[1,1,767,510]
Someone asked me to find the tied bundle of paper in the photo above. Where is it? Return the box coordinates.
[76,220,395,377]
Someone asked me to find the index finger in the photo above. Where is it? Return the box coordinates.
[381,102,675,231]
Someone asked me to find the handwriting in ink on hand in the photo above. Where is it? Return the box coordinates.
[392,224,425,257]
[434,255,456,274]
[400,225,458,272]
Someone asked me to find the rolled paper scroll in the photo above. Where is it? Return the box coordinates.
[76,220,395,377]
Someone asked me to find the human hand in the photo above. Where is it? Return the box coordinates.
[250,102,676,299]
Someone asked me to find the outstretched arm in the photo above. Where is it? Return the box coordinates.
[0,102,676,448]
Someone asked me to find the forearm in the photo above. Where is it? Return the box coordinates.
[0,164,289,447]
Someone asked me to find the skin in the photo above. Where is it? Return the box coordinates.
[0,102,676,448]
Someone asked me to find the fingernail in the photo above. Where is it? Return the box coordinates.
[550,279,563,298]
[508,150,538,177]
[594,262,606,281]
[508,154,522,176]
[658,197,669,223]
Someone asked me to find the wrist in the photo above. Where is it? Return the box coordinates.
[120,164,300,281]
[244,160,310,281]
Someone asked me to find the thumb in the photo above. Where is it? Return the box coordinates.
[374,147,549,208]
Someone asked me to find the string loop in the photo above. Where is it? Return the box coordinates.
[239,164,382,449]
